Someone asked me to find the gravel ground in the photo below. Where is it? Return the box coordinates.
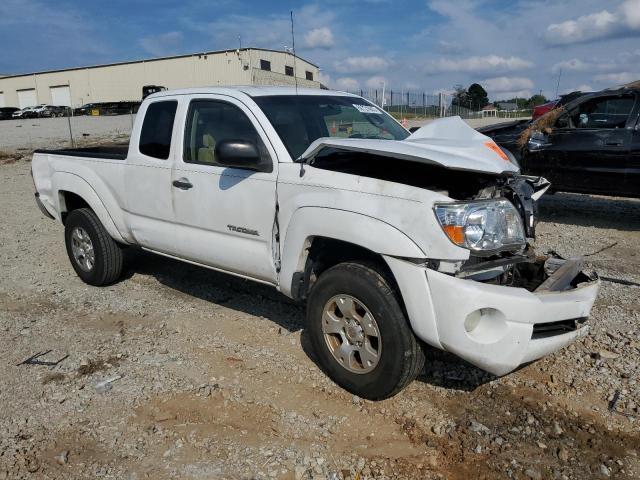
[0,147,639,479]
[0,116,134,151]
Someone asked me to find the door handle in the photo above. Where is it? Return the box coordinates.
[605,140,623,146]
[172,178,193,190]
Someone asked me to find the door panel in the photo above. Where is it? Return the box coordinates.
[559,129,631,194]
[124,100,178,253]
[170,96,278,283]
[171,164,278,281]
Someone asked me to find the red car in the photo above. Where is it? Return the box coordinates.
[532,91,588,119]
[532,100,558,119]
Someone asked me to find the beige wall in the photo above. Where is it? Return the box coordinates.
[0,49,320,108]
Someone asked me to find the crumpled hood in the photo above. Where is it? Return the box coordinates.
[299,116,519,175]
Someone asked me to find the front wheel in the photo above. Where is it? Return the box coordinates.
[64,208,123,286]
[306,262,424,400]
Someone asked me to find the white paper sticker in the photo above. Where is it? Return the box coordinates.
[353,104,383,114]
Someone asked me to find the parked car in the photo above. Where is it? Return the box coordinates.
[532,100,558,120]
[40,105,71,117]
[31,86,599,399]
[532,92,587,120]
[25,104,51,118]
[73,101,140,116]
[0,107,19,120]
[73,103,97,116]
[12,106,38,119]
[521,86,640,198]
[479,86,638,197]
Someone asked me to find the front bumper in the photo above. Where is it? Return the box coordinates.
[385,256,599,376]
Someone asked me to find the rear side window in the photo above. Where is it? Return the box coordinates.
[139,100,178,159]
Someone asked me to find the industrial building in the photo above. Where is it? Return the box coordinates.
[0,48,320,109]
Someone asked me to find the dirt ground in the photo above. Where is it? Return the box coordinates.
[0,154,639,480]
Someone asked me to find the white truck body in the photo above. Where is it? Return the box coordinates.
[32,86,599,392]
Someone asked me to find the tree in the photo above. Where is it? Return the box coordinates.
[467,83,489,111]
[451,83,488,111]
[451,84,469,108]
[526,94,547,108]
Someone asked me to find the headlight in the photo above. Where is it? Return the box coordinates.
[434,199,525,253]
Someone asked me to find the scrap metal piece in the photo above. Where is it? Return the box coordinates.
[536,257,583,292]
[17,350,69,367]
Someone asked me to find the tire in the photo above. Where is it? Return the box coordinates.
[306,262,424,400]
[64,208,123,286]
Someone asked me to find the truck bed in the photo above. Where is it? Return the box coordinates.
[34,145,128,160]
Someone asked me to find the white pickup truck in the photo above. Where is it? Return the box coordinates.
[32,86,599,399]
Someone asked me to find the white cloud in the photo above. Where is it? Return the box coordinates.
[551,58,590,73]
[335,77,360,91]
[563,84,593,94]
[303,27,335,49]
[317,71,332,86]
[493,90,533,101]
[482,77,534,94]
[334,56,390,74]
[428,55,533,74]
[365,75,387,88]
[621,0,640,29]
[140,31,183,57]
[545,0,640,46]
[594,72,640,85]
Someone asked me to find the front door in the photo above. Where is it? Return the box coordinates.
[170,96,279,283]
[556,94,636,195]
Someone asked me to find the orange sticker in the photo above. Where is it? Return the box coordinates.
[484,141,509,162]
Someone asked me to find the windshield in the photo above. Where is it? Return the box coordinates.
[253,95,409,160]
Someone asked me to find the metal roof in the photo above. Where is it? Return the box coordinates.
[0,47,319,80]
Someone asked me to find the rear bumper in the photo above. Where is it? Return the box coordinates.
[385,256,599,376]
[34,192,55,220]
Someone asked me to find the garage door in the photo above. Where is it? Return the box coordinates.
[17,89,37,108]
[50,85,71,106]
[0,93,4,108]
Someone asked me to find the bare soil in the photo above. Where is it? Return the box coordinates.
[0,157,639,480]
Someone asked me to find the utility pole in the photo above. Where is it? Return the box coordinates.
[555,68,562,98]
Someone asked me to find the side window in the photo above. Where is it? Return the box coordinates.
[569,95,635,129]
[139,101,178,159]
[183,100,270,167]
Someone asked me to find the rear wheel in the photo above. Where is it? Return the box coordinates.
[64,208,123,286]
[306,262,424,400]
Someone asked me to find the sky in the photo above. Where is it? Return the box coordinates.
[1,0,639,101]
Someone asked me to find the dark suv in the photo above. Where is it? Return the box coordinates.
[0,107,19,120]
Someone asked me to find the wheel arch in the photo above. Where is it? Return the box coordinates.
[54,172,126,244]
[279,207,426,300]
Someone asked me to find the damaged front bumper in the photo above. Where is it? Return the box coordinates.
[384,255,599,376]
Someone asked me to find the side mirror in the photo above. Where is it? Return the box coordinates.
[215,140,271,172]
[409,126,420,133]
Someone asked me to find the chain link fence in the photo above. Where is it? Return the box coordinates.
[346,88,531,119]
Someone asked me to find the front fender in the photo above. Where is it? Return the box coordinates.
[279,206,425,297]
[53,172,127,244]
